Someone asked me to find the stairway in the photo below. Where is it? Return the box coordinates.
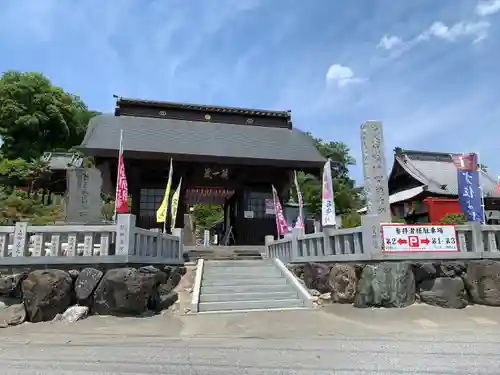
[184,246,264,261]
[194,259,312,313]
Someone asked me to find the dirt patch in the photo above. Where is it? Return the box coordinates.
[168,264,196,315]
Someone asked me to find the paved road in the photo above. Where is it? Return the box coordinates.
[2,305,500,374]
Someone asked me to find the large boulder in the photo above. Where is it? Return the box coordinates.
[161,266,186,294]
[302,263,332,293]
[22,270,73,322]
[0,272,28,299]
[328,264,358,304]
[355,262,415,308]
[464,260,500,306]
[74,268,104,308]
[93,267,166,315]
[418,277,468,309]
[414,262,466,285]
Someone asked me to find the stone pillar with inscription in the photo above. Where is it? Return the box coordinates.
[65,168,103,224]
[360,121,391,254]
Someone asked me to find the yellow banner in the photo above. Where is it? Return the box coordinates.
[170,177,183,232]
[156,158,173,223]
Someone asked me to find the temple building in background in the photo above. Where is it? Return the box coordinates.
[359,148,500,224]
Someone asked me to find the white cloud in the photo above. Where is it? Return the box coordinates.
[476,0,500,16]
[325,64,365,88]
[377,35,402,50]
[419,20,490,43]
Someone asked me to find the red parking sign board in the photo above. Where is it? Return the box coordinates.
[381,224,458,253]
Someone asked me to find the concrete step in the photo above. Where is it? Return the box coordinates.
[202,271,281,279]
[200,291,298,303]
[185,246,265,261]
[198,299,304,312]
[202,277,288,287]
[203,266,278,274]
[201,284,293,294]
[205,260,272,267]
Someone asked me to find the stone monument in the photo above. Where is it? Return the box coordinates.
[360,121,391,253]
[65,168,103,223]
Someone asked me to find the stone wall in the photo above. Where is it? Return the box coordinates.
[289,260,500,309]
[0,265,185,328]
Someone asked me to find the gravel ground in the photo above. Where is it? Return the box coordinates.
[2,304,500,374]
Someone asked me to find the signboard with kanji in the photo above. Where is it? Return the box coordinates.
[381,224,458,253]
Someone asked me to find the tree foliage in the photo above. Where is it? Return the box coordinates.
[0,71,99,224]
[297,132,363,217]
[193,204,224,229]
[0,71,97,160]
[440,213,467,225]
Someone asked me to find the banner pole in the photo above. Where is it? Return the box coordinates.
[113,129,124,223]
[476,152,487,224]
[272,185,280,239]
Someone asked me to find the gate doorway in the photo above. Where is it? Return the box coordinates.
[186,187,236,245]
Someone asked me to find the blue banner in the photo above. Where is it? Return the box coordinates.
[457,169,484,223]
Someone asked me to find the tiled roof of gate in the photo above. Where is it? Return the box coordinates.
[41,152,84,170]
[116,97,292,118]
[393,148,500,197]
[80,114,325,165]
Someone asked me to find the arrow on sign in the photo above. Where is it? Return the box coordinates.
[421,238,430,245]
[397,239,407,245]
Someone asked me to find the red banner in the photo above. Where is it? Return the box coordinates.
[115,154,129,213]
[272,185,289,237]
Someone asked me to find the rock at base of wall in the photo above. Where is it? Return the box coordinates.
[329,264,358,304]
[464,260,500,306]
[161,266,186,295]
[74,268,104,308]
[150,289,179,312]
[355,262,415,308]
[0,303,26,326]
[414,262,466,285]
[302,263,333,294]
[0,273,28,299]
[288,265,304,279]
[93,267,166,316]
[54,305,89,323]
[22,270,73,323]
[418,277,468,309]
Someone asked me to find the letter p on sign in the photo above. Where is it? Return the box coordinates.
[408,236,420,248]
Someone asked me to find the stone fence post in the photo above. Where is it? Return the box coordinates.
[173,228,184,258]
[13,222,28,257]
[291,228,301,261]
[116,214,136,256]
[323,225,335,255]
[469,221,485,252]
[361,214,383,256]
[264,235,274,259]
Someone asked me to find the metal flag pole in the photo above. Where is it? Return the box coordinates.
[476,152,487,224]
[271,184,280,239]
[113,129,124,223]
[163,158,173,234]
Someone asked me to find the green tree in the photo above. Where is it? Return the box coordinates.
[297,133,363,217]
[0,71,97,159]
[0,187,64,225]
[0,157,52,194]
[440,213,467,225]
[193,204,224,230]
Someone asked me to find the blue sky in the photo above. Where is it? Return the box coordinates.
[0,0,499,182]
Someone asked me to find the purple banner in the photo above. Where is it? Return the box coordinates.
[452,153,484,223]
